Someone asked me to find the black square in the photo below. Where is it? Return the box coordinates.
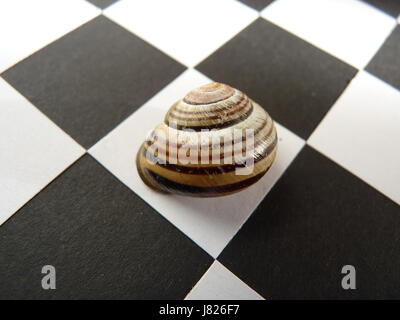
[196,18,357,139]
[238,0,275,11]
[361,0,400,17]
[0,155,212,299]
[219,146,400,299]
[2,16,185,148]
[86,0,119,9]
[367,25,400,91]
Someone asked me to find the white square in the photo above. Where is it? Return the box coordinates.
[89,69,305,257]
[0,78,85,225]
[308,71,400,205]
[0,0,100,73]
[262,0,396,69]
[185,261,264,300]
[104,0,258,67]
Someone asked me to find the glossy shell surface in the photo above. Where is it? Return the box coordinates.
[136,83,277,197]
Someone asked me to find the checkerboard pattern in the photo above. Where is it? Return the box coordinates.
[1,0,399,299]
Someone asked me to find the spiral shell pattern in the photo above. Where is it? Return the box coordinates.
[136,83,277,197]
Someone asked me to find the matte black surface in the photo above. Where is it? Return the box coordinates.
[367,25,400,91]
[86,0,119,9]
[0,155,212,299]
[196,19,357,139]
[219,146,400,299]
[361,0,400,17]
[238,0,275,11]
[2,16,185,148]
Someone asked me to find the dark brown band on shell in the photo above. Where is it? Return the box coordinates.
[183,83,235,105]
[142,134,277,175]
[143,129,278,174]
[141,166,271,197]
[150,117,269,150]
[173,94,247,115]
[168,96,249,121]
[165,104,254,131]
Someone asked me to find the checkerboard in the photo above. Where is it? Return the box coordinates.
[1,0,399,299]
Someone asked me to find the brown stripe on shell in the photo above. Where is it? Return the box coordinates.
[172,92,246,115]
[141,166,271,197]
[183,82,235,105]
[144,124,276,165]
[148,117,273,164]
[150,117,270,150]
[168,96,250,122]
[138,143,276,188]
[165,104,254,131]
[142,133,278,175]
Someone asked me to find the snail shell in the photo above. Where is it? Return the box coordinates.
[136,83,277,197]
